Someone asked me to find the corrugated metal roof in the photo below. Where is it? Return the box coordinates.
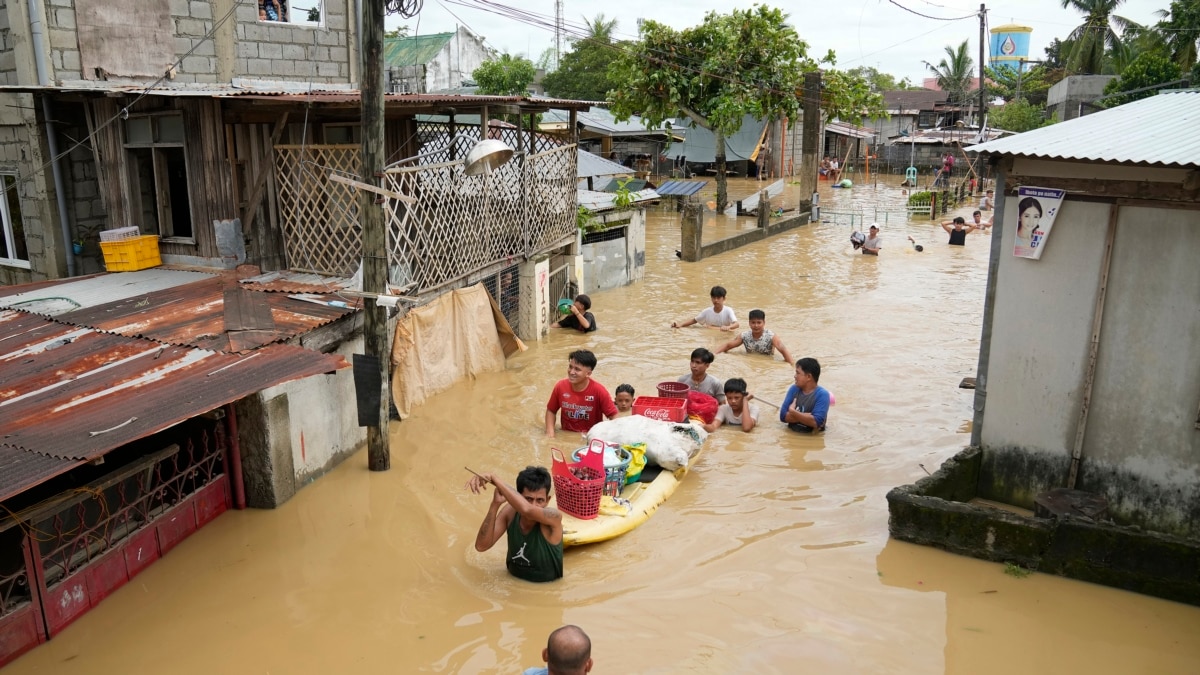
[826,121,877,139]
[665,115,767,163]
[383,32,455,67]
[238,270,357,294]
[0,310,346,476]
[578,150,633,179]
[578,189,660,211]
[228,92,593,109]
[0,269,214,316]
[968,90,1200,167]
[53,276,356,353]
[655,180,707,196]
[541,107,673,137]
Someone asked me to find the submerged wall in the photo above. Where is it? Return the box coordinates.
[888,448,1200,606]
[978,159,1200,537]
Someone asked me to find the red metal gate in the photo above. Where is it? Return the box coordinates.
[0,419,231,666]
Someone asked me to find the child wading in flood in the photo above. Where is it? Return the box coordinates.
[614,384,635,415]
[704,378,759,433]
[672,286,739,331]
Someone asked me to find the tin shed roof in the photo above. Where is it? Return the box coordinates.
[968,90,1200,168]
[383,32,455,67]
[0,310,346,500]
[578,150,634,179]
[0,269,214,316]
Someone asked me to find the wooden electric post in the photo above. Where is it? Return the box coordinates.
[979,4,988,133]
[361,0,390,471]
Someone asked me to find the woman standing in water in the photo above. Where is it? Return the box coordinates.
[1015,196,1044,256]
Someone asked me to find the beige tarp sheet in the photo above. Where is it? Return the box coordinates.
[391,284,525,416]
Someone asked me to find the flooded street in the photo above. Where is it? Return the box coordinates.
[10,179,1200,674]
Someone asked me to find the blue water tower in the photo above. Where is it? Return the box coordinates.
[989,24,1032,72]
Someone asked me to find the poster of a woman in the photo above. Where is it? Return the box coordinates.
[1014,187,1066,259]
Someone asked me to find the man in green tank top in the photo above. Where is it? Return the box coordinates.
[466,466,563,582]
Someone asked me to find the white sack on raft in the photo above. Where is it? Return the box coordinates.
[587,416,707,471]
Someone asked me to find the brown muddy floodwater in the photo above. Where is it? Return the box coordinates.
[11,179,1200,674]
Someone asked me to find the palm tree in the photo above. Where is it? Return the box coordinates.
[1060,0,1138,74]
[1152,0,1200,73]
[924,41,974,104]
[580,14,617,43]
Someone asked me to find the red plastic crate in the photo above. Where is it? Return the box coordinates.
[633,395,688,422]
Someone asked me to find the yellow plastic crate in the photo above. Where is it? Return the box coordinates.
[100,235,161,272]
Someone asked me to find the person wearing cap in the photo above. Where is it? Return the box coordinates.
[861,224,881,255]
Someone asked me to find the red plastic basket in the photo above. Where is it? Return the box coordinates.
[656,381,690,399]
[632,395,688,422]
[552,440,605,519]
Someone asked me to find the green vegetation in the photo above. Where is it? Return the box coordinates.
[608,5,883,212]
[924,41,975,104]
[542,14,622,101]
[1103,52,1182,106]
[991,98,1055,133]
[472,54,537,96]
[1004,562,1033,578]
[1060,0,1138,75]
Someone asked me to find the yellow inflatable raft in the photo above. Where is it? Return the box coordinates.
[558,446,704,547]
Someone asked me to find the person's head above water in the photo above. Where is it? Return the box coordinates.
[515,466,552,504]
[545,625,593,674]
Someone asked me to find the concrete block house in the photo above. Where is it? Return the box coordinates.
[0,1,590,662]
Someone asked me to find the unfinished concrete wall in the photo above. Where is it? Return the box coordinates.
[1,0,356,86]
[236,331,366,508]
[1047,75,1116,121]
[426,25,492,92]
[979,158,1200,537]
[0,91,59,284]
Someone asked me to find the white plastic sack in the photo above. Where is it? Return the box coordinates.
[587,416,707,471]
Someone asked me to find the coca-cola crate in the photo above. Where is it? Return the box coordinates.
[632,396,688,423]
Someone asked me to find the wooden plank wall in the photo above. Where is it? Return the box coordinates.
[89,97,236,261]
[227,120,285,271]
[175,98,235,259]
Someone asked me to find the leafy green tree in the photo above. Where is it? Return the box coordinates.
[608,6,883,211]
[384,26,409,39]
[543,14,622,100]
[989,98,1053,133]
[985,64,1060,106]
[1102,52,1182,106]
[473,54,537,96]
[924,41,975,103]
[1151,0,1200,72]
[1043,38,1073,69]
[846,66,914,93]
[1060,0,1138,74]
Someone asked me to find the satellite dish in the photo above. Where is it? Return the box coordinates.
[464,139,514,176]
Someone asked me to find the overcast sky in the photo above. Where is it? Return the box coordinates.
[385,0,1169,85]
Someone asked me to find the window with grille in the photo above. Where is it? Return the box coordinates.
[124,114,194,241]
[259,0,323,25]
[0,173,29,268]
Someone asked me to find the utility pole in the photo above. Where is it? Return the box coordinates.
[362,0,390,471]
[978,4,987,134]
[554,0,564,71]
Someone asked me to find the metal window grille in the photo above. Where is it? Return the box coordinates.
[480,263,521,335]
[581,226,626,245]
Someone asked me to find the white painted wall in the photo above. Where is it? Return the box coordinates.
[258,336,367,482]
[980,159,1200,534]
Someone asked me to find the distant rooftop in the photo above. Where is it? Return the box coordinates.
[968,90,1200,168]
[384,32,455,67]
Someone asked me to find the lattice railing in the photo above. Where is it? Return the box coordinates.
[275,145,364,277]
[275,136,577,289]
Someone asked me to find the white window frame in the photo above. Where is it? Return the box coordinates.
[0,172,31,269]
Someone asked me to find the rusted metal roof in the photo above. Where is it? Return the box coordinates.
[0,269,215,316]
[0,309,347,496]
[52,276,358,353]
[238,270,357,294]
[968,90,1200,168]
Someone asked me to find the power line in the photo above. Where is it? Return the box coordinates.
[887,0,978,22]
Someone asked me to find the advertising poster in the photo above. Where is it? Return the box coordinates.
[1014,187,1066,259]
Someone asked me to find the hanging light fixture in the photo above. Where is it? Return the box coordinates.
[464,139,515,176]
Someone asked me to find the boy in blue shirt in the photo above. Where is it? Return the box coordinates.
[780,357,829,433]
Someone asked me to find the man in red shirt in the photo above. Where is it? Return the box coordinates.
[545,350,618,437]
